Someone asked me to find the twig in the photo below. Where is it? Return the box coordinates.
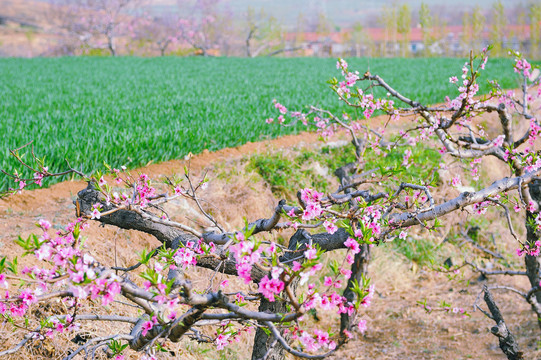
[478,285,523,360]
[459,229,504,260]
[63,334,133,360]
[263,321,339,359]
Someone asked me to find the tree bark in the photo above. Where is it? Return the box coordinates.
[251,297,287,360]
[334,162,371,335]
[251,229,308,360]
[525,180,541,330]
[482,286,523,360]
[340,244,370,334]
[107,33,116,56]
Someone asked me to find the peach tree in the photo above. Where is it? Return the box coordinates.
[0,48,540,360]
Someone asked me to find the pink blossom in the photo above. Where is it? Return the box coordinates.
[514,58,532,77]
[324,276,333,287]
[19,289,36,305]
[304,247,317,260]
[10,303,27,317]
[236,263,252,283]
[323,219,338,234]
[215,333,230,350]
[340,268,352,279]
[91,207,101,220]
[357,319,367,334]
[38,219,51,230]
[35,243,52,261]
[274,102,287,114]
[336,58,348,71]
[493,135,505,147]
[300,188,324,203]
[402,149,412,167]
[33,172,44,186]
[0,274,7,289]
[292,261,302,272]
[302,202,323,221]
[141,320,153,336]
[451,175,461,187]
[235,293,245,303]
[174,185,184,195]
[174,248,197,269]
[344,238,360,254]
[345,72,359,86]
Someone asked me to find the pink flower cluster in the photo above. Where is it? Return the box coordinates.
[108,171,157,209]
[173,245,197,269]
[470,157,482,181]
[402,149,412,167]
[514,58,532,78]
[273,100,287,114]
[300,188,325,221]
[0,218,124,332]
[296,328,337,352]
[359,206,383,239]
[472,201,491,215]
[258,275,285,302]
[517,240,541,256]
[230,233,263,284]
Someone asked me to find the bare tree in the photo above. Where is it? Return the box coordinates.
[128,12,183,56]
[176,0,232,56]
[244,7,284,58]
[51,0,136,56]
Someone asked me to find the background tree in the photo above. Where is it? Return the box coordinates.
[177,0,231,56]
[244,7,284,57]
[471,5,486,52]
[462,10,473,54]
[128,12,183,56]
[530,3,541,59]
[346,21,374,57]
[419,2,434,57]
[380,4,398,57]
[490,1,507,57]
[52,0,137,56]
[397,4,411,58]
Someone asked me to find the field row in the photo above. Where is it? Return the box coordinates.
[0,57,521,188]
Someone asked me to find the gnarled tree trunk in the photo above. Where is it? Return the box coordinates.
[340,244,370,334]
[525,180,541,330]
[251,229,308,360]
